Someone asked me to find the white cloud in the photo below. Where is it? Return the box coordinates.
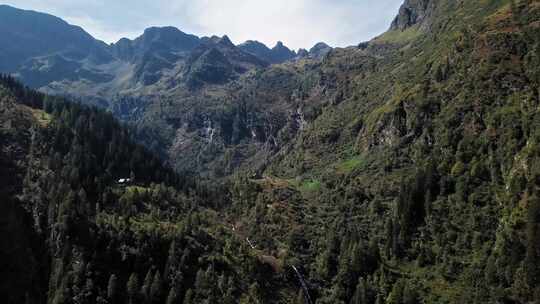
[1,0,403,49]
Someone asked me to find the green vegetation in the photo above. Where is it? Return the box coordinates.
[337,156,366,173]
[300,179,322,192]
[373,26,422,44]
[2,0,540,303]
[0,77,276,304]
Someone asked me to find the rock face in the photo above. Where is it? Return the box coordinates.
[111,26,201,62]
[238,40,274,62]
[296,48,309,58]
[390,0,433,31]
[270,41,297,63]
[309,42,333,59]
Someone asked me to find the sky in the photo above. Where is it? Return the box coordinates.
[2,0,404,50]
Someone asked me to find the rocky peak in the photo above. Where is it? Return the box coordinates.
[271,41,288,52]
[111,38,134,61]
[112,26,200,62]
[218,35,235,48]
[270,41,296,63]
[390,0,434,31]
[274,41,285,48]
[136,26,200,51]
[296,48,309,58]
[296,49,309,59]
[309,42,332,59]
[239,40,271,53]
[238,40,295,64]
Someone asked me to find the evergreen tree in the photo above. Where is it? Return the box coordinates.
[402,281,418,304]
[150,271,162,303]
[141,269,153,301]
[295,289,305,304]
[165,287,177,304]
[183,289,194,304]
[164,241,177,282]
[107,274,118,302]
[525,190,540,290]
[351,277,367,304]
[387,280,404,304]
[126,273,139,304]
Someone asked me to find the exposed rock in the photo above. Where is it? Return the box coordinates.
[111,26,201,62]
[296,48,309,59]
[238,40,296,64]
[390,0,434,31]
[185,47,233,86]
[270,41,296,63]
[309,42,333,59]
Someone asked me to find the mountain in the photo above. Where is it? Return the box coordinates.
[390,0,434,30]
[111,27,202,85]
[238,40,297,64]
[0,5,332,177]
[3,0,540,303]
[0,5,114,87]
[0,76,284,304]
[111,26,201,62]
[0,5,303,97]
[308,42,333,59]
[238,40,274,61]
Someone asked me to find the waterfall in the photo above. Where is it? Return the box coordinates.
[291,265,313,304]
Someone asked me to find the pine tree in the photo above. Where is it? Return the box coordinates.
[183,289,194,304]
[525,190,540,289]
[367,238,380,272]
[141,269,153,301]
[150,271,162,303]
[351,277,367,304]
[485,255,497,284]
[295,289,305,304]
[126,273,139,304]
[387,280,404,304]
[165,287,177,304]
[223,277,236,304]
[107,274,117,302]
[402,281,418,304]
[164,241,177,283]
[384,218,394,258]
[511,0,520,22]
[194,268,208,294]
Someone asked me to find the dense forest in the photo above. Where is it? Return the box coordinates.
[2,0,540,304]
[0,76,270,304]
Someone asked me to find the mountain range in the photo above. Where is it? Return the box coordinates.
[2,0,540,303]
[0,4,340,178]
[0,4,328,90]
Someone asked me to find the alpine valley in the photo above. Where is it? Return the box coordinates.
[1,1,540,304]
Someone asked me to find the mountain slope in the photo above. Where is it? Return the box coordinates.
[0,77,308,304]
[241,1,540,303]
[0,5,114,87]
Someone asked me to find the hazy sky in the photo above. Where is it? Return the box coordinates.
[2,0,404,50]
